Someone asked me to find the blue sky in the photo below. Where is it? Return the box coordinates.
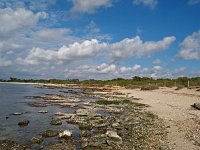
[0,0,200,79]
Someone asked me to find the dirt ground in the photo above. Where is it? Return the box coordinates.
[117,87,200,150]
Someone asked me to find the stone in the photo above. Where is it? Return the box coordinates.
[106,130,122,144]
[50,119,62,125]
[18,119,29,126]
[41,130,58,138]
[111,122,120,128]
[38,110,48,113]
[54,112,66,116]
[12,112,22,116]
[30,137,43,144]
[76,109,95,116]
[58,130,72,138]
[192,103,200,110]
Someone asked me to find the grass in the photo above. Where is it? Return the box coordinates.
[96,99,147,107]
[96,99,133,105]
[141,85,159,90]
[145,112,158,120]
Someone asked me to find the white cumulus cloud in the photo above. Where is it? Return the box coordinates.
[71,0,112,13]
[111,36,176,60]
[178,30,200,60]
[17,39,107,65]
[0,7,47,37]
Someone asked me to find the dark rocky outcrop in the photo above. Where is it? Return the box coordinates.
[191,103,200,110]
[18,119,29,126]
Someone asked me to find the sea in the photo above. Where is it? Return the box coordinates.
[0,82,80,148]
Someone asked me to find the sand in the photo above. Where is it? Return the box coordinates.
[116,87,200,150]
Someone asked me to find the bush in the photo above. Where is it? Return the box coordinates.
[141,85,159,91]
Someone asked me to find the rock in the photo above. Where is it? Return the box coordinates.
[59,130,72,138]
[76,108,95,116]
[55,112,73,119]
[54,112,66,116]
[18,119,29,126]
[28,102,48,107]
[12,112,22,116]
[30,137,43,144]
[192,103,200,110]
[50,119,62,125]
[111,122,120,128]
[41,130,58,138]
[106,130,122,144]
[38,110,48,113]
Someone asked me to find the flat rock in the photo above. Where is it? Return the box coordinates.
[38,110,48,113]
[76,109,95,116]
[50,119,62,125]
[41,130,58,138]
[30,137,43,144]
[12,112,22,116]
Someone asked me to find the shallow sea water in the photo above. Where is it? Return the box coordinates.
[0,83,81,148]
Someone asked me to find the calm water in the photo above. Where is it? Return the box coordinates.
[0,83,80,147]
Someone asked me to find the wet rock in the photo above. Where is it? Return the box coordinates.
[55,112,74,119]
[38,110,48,113]
[30,137,43,144]
[192,103,200,110]
[50,119,62,125]
[59,130,72,138]
[54,112,66,116]
[0,140,27,150]
[18,119,29,126]
[12,112,22,116]
[41,130,58,138]
[76,108,95,116]
[28,102,48,107]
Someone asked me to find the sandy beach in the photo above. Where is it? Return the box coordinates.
[111,87,200,150]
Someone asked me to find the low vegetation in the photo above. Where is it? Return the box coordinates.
[1,76,200,88]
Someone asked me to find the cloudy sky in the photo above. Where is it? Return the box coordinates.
[0,0,200,80]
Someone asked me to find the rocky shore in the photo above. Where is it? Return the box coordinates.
[0,85,171,150]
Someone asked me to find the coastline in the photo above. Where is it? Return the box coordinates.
[1,83,200,149]
[0,82,40,85]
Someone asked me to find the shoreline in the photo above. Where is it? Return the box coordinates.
[0,82,40,85]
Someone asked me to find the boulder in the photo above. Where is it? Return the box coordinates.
[18,119,29,126]
[59,130,72,138]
